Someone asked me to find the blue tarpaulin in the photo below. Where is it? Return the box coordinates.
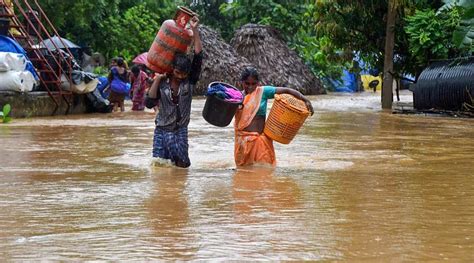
[96,76,109,99]
[329,69,358,92]
[328,54,415,92]
[0,35,39,80]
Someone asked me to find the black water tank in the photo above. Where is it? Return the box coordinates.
[413,57,474,111]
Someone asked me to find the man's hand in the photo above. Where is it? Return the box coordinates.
[190,16,199,30]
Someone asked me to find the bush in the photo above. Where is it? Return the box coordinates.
[98,4,160,61]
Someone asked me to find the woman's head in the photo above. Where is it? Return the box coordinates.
[240,66,259,93]
[109,58,118,68]
[116,58,125,68]
[138,64,148,72]
[131,65,140,76]
[172,53,191,81]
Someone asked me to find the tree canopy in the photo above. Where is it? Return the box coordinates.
[32,0,473,80]
[34,0,176,60]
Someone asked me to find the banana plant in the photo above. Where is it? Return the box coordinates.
[0,104,12,123]
[439,0,474,49]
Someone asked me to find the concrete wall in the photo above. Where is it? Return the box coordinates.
[0,91,90,118]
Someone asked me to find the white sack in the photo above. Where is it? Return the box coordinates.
[19,71,35,92]
[0,71,23,91]
[0,52,27,72]
[0,70,35,92]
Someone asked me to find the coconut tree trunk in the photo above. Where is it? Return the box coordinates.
[382,0,396,109]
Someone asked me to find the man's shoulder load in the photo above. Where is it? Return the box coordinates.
[147,6,196,74]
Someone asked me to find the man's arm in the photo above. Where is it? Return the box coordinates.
[189,52,203,85]
[188,16,203,85]
[144,75,163,109]
[190,16,202,54]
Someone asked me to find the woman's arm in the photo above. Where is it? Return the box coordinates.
[103,70,114,92]
[275,87,314,115]
[129,75,136,97]
[107,69,113,84]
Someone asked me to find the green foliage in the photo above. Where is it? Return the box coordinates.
[453,10,474,49]
[0,104,12,123]
[405,8,462,66]
[312,1,471,78]
[180,0,234,40]
[220,0,344,80]
[35,0,112,46]
[93,66,109,76]
[35,0,176,59]
[98,4,160,61]
[291,8,348,79]
[314,1,409,75]
[32,0,470,83]
[440,0,474,50]
[220,0,309,41]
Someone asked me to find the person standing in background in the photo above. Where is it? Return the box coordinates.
[106,58,129,112]
[130,65,149,111]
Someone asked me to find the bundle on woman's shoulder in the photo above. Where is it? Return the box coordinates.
[206,83,243,103]
[202,81,243,127]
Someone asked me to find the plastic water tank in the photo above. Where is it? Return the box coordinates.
[412,57,474,111]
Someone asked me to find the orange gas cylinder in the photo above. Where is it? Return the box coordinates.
[147,7,195,73]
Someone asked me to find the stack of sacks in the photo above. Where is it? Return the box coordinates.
[0,52,35,92]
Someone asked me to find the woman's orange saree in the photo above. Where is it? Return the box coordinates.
[234,86,276,167]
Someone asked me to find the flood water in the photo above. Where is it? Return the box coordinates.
[0,91,473,261]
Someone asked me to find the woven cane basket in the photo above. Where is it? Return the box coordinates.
[264,94,310,144]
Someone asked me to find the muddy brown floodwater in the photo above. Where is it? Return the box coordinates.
[0,91,473,260]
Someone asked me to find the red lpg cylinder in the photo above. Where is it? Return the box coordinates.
[147,7,195,73]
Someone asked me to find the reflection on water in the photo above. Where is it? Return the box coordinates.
[0,92,473,261]
[233,167,301,222]
[146,168,196,260]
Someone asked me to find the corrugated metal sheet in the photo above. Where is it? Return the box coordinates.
[413,57,474,111]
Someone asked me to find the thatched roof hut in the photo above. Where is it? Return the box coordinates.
[195,25,251,95]
[230,24,325,95]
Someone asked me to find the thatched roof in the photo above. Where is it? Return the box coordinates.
[230,24,325,95]
[195,25,251,95]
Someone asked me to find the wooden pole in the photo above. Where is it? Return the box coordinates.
[382,0,396,109]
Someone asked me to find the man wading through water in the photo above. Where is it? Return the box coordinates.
[145,16,203,168]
